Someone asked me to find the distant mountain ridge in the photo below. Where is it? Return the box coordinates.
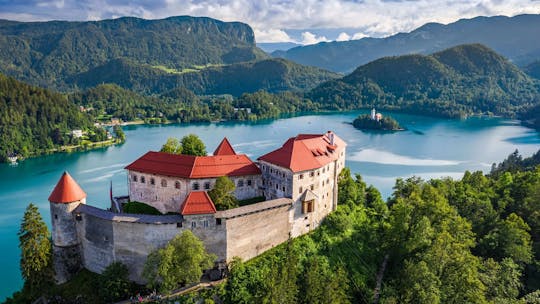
[0,16,338,95]
[308,44,540,118]
[273,14,540,73]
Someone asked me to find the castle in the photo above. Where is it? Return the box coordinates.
[49,131,346,283]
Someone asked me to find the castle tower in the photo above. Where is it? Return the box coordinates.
[48,171,86,283]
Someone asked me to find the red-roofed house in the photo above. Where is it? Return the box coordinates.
[125,138,262,213]
[258,131,346,237]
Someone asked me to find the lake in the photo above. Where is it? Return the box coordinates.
[1,110,539,300]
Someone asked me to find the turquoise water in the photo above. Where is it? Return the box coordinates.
[1,111,539,300]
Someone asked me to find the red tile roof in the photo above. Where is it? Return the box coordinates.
[213,137,236,156]
[258,131,346,173]
[181,191,217,215]
[125,151,260,179]
[49,171,87,203]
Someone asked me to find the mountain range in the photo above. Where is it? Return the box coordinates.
[273,14,540,73]
[0,16,336,95]
[308,44,540,118]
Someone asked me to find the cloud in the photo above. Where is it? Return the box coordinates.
[253,28,294,43]
[0,0,539,43]
[352,32,368,39]
[300,31,329,45]
[336,32,351,41]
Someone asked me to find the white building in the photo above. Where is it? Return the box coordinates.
[124,138,262,213]
[258,131,346,237]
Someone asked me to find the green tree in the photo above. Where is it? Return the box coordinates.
[143,230,215,293]
[113,125,126,142]
[224,258,255,304]
[303,256,350,304]
[208,176,238,210]
[180,134,207,156]
[18,203,53,295]
[160,137,182,154]
[480,258,522,301]
[99,262,133,302]
[480,213,533,264]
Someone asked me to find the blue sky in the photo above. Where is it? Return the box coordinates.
[0,0,539,44]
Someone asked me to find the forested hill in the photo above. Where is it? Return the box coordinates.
[0,73,93,161]
[273,14,540,73]
[525,61,540,80]
[0,16,266,90]
[308,44,540,118]
[67,57,339,96]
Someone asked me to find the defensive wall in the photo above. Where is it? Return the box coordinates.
[69,198,293,283]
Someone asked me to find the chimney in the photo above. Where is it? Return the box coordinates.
[327,131,335,146]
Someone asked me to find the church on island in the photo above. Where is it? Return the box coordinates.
[49,131,346,284]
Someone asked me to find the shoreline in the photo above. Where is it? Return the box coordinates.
[5,138,124,164]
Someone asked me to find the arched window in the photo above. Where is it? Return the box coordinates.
[132,175,138,182]
[141,176,146,183]
[161,179,167,187]
[192,182,200,190]
[175,181,181,189]
[150,178,155,185]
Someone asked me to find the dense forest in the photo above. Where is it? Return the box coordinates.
[308,44,540,119]
[69,84,320,123]
[67,57,339,96]
[0,73,105,162]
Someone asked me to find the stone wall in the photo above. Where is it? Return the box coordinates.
[77,213,115,276]
[50,200,85,247]
[52,244,82,284]
[218,199,292,261]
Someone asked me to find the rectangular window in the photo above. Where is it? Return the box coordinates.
[299,186,303,194]
[191,222,196,228]
[310,172,314,177]
[216,218,222,225]
[247,180,252,186]
[302,200,314,213]
[204,182,211,190]
[299,174,304,179]
[177,222,183,228]
[204,220,209,228]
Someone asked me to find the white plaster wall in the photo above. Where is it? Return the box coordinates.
[128,170,262,213]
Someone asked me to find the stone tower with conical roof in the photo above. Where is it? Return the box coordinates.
[49,171,86,283]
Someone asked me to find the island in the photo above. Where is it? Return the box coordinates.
[353,109,404,131]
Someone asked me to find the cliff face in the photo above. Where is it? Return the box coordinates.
[0,16,266,89]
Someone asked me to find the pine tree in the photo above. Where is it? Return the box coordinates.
[18,203,54,295]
